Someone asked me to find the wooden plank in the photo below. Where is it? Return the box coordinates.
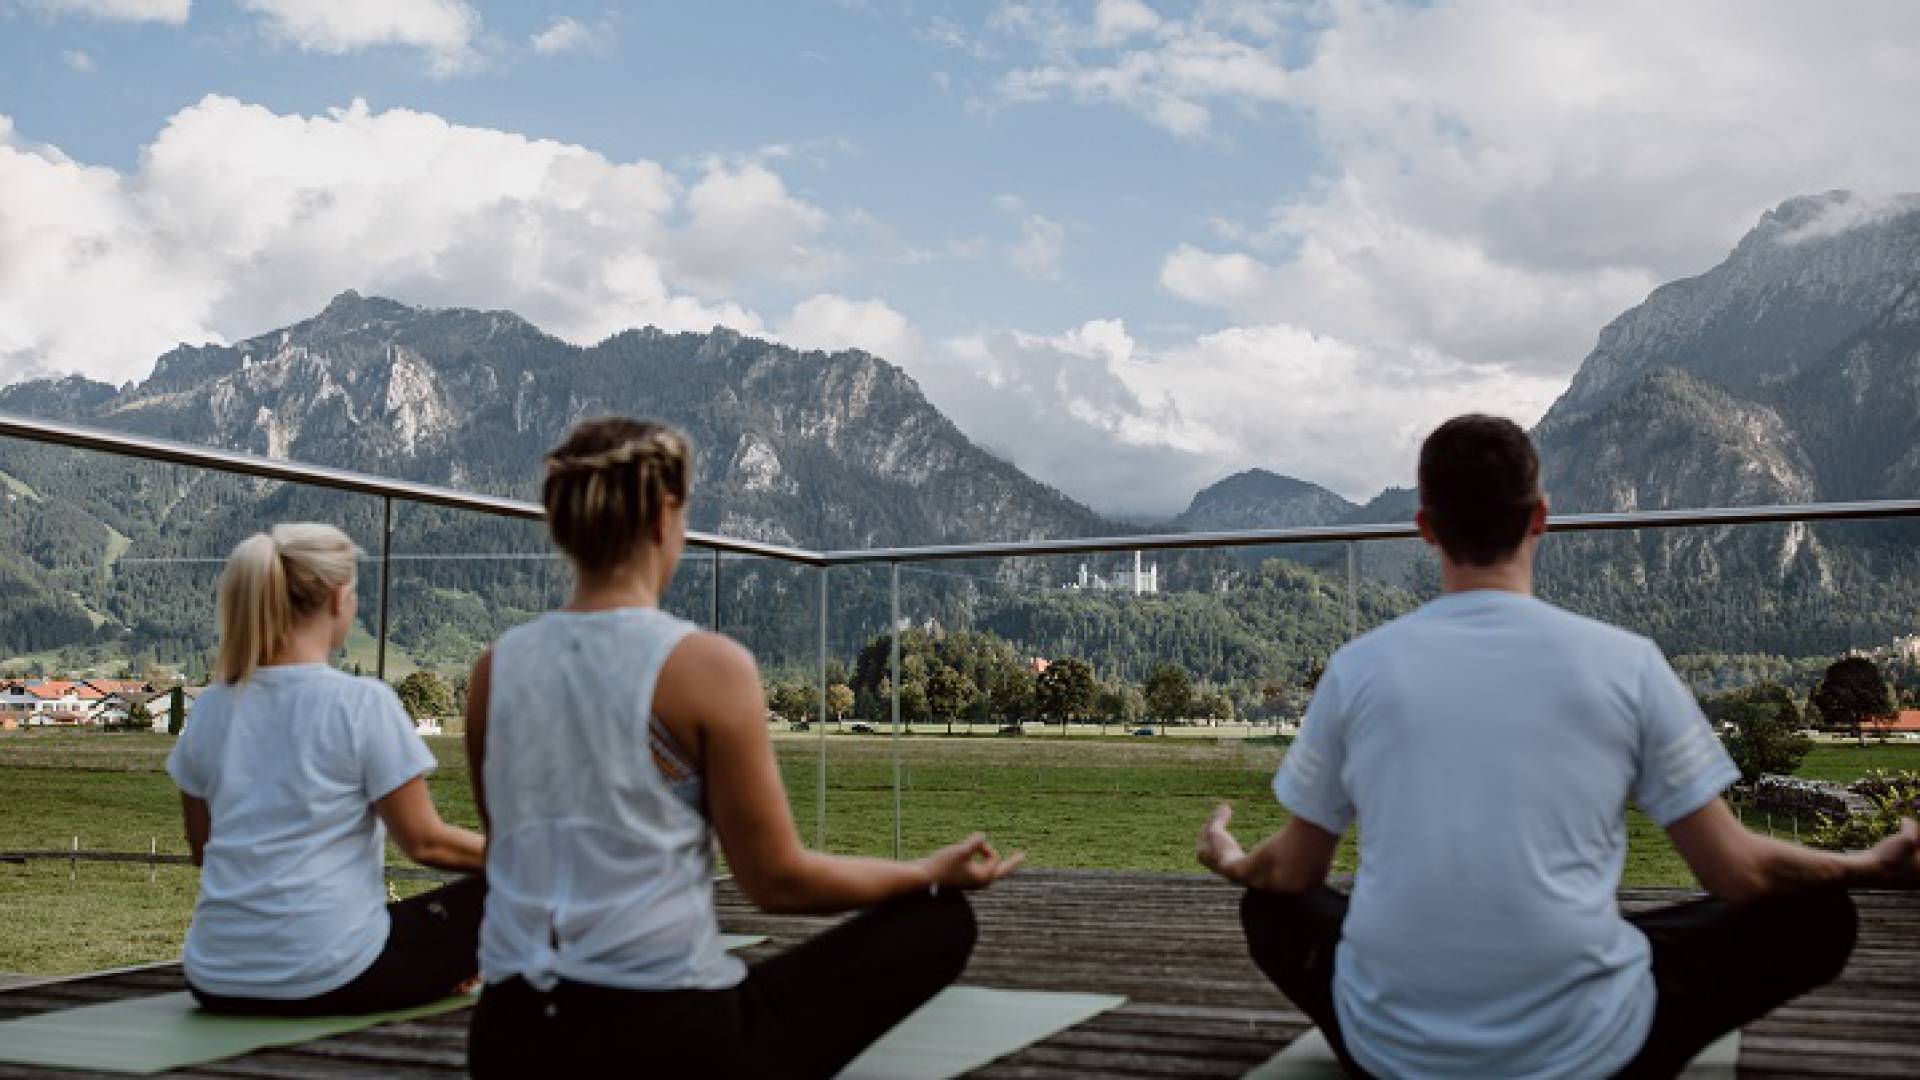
[0,876,1915,1078]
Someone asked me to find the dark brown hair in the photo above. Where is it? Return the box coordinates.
[1417,414,1542,567]
[542,417,692,574]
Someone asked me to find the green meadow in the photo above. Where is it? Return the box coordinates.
[2,731,1914,975]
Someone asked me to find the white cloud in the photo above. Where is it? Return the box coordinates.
[672,160,834,293]
[992,0,1293,139]
[920,317,1566,515]
[964,0,1920,510]
[992,194,1066,281]
[530,15,600,56]
[1092,0,1159,44]
[1777,192,1920,246]
[0,96,863,387]
[236,0,481,76]
[27,0,187,23]
[61,48,95,71]
[777,294,923,364]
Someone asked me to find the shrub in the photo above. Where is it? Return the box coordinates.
[1809,769,1920,851]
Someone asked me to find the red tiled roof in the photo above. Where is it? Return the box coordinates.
[1869,710,1920,733]
[25,680,103,700]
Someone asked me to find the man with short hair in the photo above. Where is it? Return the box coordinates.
[1199,414,1920,1078]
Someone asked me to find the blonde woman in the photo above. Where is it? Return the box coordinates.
[465,418,1021,1079]
[167,524,486,1015]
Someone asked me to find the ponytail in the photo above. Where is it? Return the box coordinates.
[215,524,359,684]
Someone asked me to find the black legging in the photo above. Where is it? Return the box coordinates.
[1240,883,1857,1079]
[468,889,977,1080]
[190,875,487,1017]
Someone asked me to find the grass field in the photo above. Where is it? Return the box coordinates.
[2,731,1915,975]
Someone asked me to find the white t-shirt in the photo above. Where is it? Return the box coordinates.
[166,664,437,999]
[1273,590,1738,1079]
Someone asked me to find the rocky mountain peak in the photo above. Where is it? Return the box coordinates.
[1543,190,1920,426]
[308,289,413,332]
[1176,468,1355,532]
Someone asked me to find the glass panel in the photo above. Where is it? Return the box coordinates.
[0,435,387,966]
[819,561,898,857]
[717,552,825,849]
[859,542,1379,875]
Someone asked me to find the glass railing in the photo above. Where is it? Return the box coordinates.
[5,413,1920,897]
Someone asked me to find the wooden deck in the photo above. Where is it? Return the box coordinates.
[2,871,1916,1078]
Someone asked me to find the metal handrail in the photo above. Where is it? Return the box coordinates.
[5,411,1920,568]
[821,498,1920,564]
[0,412,825,565]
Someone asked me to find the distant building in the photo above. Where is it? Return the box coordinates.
[1067,551,1160,596]
[22,680,105,725]
[1868,710,1920,737]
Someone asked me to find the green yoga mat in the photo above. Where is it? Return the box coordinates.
[0,990,474,1075]
[836,987,1127,1080]
[0,936,769,1076]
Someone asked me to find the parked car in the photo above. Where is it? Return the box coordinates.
[789,720,810,732]
[997,724,1025,736]
[1130,727,1157,737]
[849,722,875,734]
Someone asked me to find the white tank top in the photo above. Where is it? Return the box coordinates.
[480,607,746,992]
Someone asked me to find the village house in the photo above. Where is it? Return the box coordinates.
[0,677,188,729]
[21,680,105,725]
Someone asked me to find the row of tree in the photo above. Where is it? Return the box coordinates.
[759,628,1296,731]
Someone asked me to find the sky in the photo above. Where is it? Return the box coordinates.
[3,1,1919,518]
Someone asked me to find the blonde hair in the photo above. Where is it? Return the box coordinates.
[215,524,359,685]
[542,417,693,574]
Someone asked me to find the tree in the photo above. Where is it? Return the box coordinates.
[1094,683,1144,733]
[826,683,855,727]
[1708,682,1812,785]
[1035,657,1097,733]
[1811,656,1895,745]
[986,667,1036,725]
[126,698,153,733]
[394,671,455,722]
[1144,664,1192,734]
[769,682,817,725]
[1199,691,1235,724]
[167,686,185,736]
[926,665,978,735]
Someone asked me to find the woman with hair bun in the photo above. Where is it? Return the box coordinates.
[465,417,1021,1079]
[168,523,486,1015]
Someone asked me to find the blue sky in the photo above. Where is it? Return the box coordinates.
[4,1,1919,515]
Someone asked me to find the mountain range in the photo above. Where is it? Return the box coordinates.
[2,190,1918,679]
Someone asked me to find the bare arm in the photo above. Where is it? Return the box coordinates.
[1195,803,1339,894]
[663,633,1021,915]
[179,793,210,867]
[375,777,487,873]
[1667,798,1920,903]
[463,649,492,836]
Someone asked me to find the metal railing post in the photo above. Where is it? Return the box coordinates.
[817,566,829,851]
[890,561,902,860]
[377,496,393,680]
[710,548,721,632]
[1345,540,1359,641]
